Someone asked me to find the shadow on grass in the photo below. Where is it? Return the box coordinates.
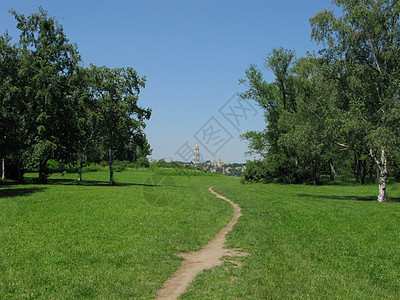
[0,187,46,198]
[1,178,161,187]
[297,193,400,202]
[46,178,161,187]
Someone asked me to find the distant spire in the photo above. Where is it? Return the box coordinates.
[192,143,201,164]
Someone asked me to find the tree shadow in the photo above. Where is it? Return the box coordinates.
[0,187,46,198]
[0,177,161,187]
[45,178,161,187]
[297,194,376,201]
[298,194,400,202]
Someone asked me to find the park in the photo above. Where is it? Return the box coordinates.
[1,168,400,298]
[1,0,400,299]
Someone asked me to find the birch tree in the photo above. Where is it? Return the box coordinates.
[311,0,400,201]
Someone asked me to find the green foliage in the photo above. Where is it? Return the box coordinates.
[241,160,270,183]
[135,156,150,168]
[309,0,400,200]
[0,8,152,184]
[10,8,81,183]
[112,160,130,172]
[240,0,400,198]
[82,162,108,172]
[150,159,198,171]
[46,160,69,173]
[240,48,332,185]
[152,158,168,168]
[149,166,211,177]
[88,64,151,185]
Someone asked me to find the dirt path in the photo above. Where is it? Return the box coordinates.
[155,187,247,300]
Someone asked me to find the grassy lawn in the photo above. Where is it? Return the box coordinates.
[182,182,400,299]
[0,169,234,299]
[2,170,400,299]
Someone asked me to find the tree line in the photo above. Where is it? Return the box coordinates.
[240,0,400,202]
[0,8,151,185]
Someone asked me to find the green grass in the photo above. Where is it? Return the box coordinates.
[0,169,234,299]
[181,182,400,299]
[2,170,400,299]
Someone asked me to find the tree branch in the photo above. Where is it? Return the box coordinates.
[369,148,380,166]
[367,33,382,73]
[335,141,349,151]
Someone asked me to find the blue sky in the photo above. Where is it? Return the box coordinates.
[0,0,336,162]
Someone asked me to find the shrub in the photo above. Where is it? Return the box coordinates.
[135,157,150,168]
[113,160,129,172]
[82,163,106,172]
[242,160,270,183]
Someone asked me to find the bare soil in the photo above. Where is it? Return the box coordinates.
[155,187,247,300]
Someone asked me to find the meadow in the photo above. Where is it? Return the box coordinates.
[0,169,233,299]
[1,169,400,299]
[183,181,400,299]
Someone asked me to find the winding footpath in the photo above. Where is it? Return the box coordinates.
[155,187,247,300]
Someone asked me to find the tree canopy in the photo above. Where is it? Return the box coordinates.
[241,0,400,201]
[0,7,152,184]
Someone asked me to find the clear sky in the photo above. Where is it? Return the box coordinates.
[0,0,336,163]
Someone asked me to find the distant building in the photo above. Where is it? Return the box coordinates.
[192,143,201,164]
[213,156,223,168]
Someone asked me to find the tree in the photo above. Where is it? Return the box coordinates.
[9,7,81,183]
[1,8,153,184]
[0,32,26,181]
[89,65,151,185]
[239,47,297,158]
[73,67,100,181]
[240,47,332,184]
[126,131,153,162]
[310,0,400,201]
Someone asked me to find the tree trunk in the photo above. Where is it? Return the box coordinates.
[17,159,23,183]
[109,148,114,186]
[360,159,367,185]
[376,148,387,202]
[329,160,336,181]
[78,159,83,181]
[1,159,4,180]
[354,153,361,183]
[369,157,375,182]
[39,158,49,184]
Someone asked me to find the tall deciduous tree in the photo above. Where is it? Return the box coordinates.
[0,32,26,181]
[73,67,100,181]
[310,0,400,201]
[239,47,297,158]
[10,7,81,183]
[89,65,151,185]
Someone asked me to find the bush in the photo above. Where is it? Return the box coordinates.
[241,160,271,183]
[135,157,150,168]
[82,163,107,172]
[149,166,213,177]
[47,160,66,173]
[152,159,168,168]
[113,160,130,172]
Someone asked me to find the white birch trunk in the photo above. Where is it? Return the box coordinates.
[377,148,387,202]
[1,159,4,180]
[77,159,83,181]
[329,162,336,181]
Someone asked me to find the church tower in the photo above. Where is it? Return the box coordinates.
[192,143,201,164]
